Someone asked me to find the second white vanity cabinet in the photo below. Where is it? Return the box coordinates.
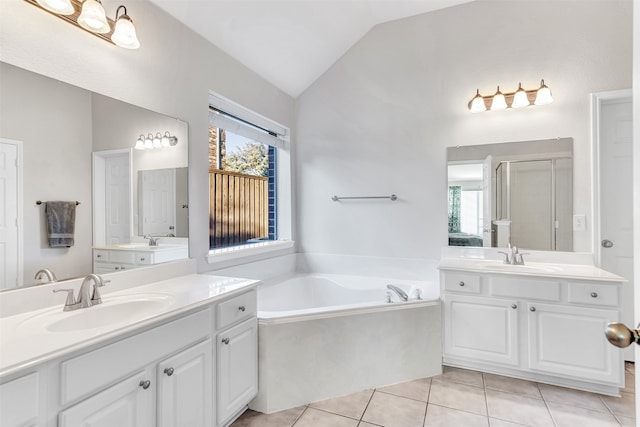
[441,266,625,395]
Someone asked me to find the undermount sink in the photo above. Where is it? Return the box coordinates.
[20,294,174,333]
[469,261,564,274]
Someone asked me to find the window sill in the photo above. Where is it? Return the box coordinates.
[207,240,294,264]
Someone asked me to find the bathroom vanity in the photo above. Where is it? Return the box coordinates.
[92,243,189,274]
[0,271,257,427]
[440,253,626,396]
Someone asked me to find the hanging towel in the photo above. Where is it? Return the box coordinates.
[45,201,76,247]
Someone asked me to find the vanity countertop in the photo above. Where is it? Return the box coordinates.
[438,257,625,283]
[92,243,188,252]
[0,274,258,379]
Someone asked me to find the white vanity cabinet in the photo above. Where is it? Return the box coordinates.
[93,249,145,273]
[0,372,41,427]
[215,290,258,427]
[441,268,624,395]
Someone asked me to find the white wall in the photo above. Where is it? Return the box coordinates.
[0,0,295,273]
[295,0,632,260]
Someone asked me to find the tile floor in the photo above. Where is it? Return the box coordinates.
[231,364,636,427]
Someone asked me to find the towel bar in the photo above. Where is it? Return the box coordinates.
[36,200,80,205]
[331,195,397,201]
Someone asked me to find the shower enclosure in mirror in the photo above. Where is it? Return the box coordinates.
[0,62,189,290]
[447,138,573,251]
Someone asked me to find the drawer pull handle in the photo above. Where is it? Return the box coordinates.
[511,304,517,309]
[140,257,145,261]
[530,307,536,312]
[164,367,174,376]
[139,380,151,390]
[222,337,230,345]
[238,305,246,312]
[591,292,598,298]
[459,281,465,287]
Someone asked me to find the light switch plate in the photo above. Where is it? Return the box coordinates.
[573,214,586,231]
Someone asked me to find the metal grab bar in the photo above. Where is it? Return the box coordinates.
[331,194,397,202]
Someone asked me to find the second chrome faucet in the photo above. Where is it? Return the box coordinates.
[53,274,109,311]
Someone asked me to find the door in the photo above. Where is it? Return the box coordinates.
[58,371,153,427]
[0,139,22,289]
[443,294,519,366]
[157,339,212,427]
[596,93,634,361]
[105,153,131,244]
[482,155,493,246]
[138,168,176,236]
[217,318,258,426]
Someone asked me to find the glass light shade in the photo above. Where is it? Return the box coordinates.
[36,0,74,15]
[512,83,530,108]
[153,133,162,148]
[161,132,171,147]
[111,15,140,49]
[134,135,145,150]
[535,80,553,105]
[144,134,153,149]
[469,89,486,113]
[490,87,507,111]
[78,0,110,34]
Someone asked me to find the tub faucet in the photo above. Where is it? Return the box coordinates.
[387,284,408,301]
[34,268,57,283]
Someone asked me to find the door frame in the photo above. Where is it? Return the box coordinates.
[0,138,23,288]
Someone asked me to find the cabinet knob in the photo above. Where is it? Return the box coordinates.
[164,367,174,376]
[121,266,126,270]
[458,281,465,287]
[530,307,536,312]
[591,292,598,298]
[96,254,102,258]
[139,380,151,390]
[140,257,145,261]
[511,304,517,309]
[222,337,230,345]
[115,266,120,270]
[238,305,246,312]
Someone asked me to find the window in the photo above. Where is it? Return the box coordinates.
[207,93,291,259]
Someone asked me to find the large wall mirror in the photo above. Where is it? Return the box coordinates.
[447,138,573,251]
[0,62,189,291]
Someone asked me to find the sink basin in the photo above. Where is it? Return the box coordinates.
[20,294,174,333]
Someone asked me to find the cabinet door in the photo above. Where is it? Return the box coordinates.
[157,339,213,427]
[217,318,258,426]
[58,371,154,427]
[527,303,623,384]
[444,294,519,366]
[0,373,40,427]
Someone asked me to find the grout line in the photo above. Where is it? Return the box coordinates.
[359,389,376,423]
[307,406,361,422]
[422,378,433,427]
[482,373,491,422]
[375,389,429,404]
[290,406,309,427]
[539,387,560,427]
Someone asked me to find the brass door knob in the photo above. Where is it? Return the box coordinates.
[605,322,640,348]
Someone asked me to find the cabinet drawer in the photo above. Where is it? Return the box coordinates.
[489,277,560,301]
[60,308,211,405]
[568,282,618,307]
[108,250,136,264]
[217,290,257,330]
[93,250,109,262]
[135,252,153,265]
[443,273,481,294]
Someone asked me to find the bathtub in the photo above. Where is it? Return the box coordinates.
[249,273,442,414]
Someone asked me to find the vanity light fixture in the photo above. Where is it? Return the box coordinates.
[468,79,553,113]
[135,132,178,150]
[24,0,140,49]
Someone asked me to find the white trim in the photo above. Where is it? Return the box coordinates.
[207,240,294,264]
[0,138,23,288]
[590,89,632,266]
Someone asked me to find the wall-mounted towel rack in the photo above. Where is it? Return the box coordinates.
[331,195,397,202]
[36,200,81,205]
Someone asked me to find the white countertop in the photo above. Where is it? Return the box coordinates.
[0,274,258,378]
[93,243,188,252]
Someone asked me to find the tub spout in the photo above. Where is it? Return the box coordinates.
[387,284,408,301]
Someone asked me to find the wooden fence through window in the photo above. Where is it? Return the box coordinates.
[209,169,268,247]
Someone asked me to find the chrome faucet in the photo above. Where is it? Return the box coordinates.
[387,284,409,301]
[34,268,57,283]
[498,244,528,265]
[53,274,109,311]
[144,234,160,246]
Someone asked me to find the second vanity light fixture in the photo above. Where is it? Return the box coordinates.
[468,79,553,113]
[26,0,140,49]
[135,132,179,150]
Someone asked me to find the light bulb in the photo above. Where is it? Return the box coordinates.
[468,89,487,113]
[135,135,145,150]
[144,133,153,149]
[161,132,171,147]
[153,132,162,148]
[78,0,110,34]
[490,86,507,111]
[535,79,553,105]
[512,83,530,108]
[111,8,140,49]
[36,0,74,15]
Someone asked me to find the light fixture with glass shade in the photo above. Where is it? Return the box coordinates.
[111,5,140,49]
[135,131,178,150]
[144,134,153,149]
[468,79,553,113]
[77,0,110,34]
[135,135,145,150]
[35,0,73,15]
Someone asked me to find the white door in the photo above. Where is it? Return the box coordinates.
[139,169,176,236]
[105,153,131,244]
[482,155,493,246]
[157,339,212,427]
[596,94,634,361]
[0,139,22,289]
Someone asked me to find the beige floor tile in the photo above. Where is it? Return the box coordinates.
[621,370,635,394]
[483,373,542,399]
[429,378,487,416]
[358,423,382,427]
[231,407,306,427]
[486,389,554,427]
[616,415,637,427]
[377,377,431,402]
[425,403,489,427]
[547,401,619,427]
[293,407,359,427]
[435,366,484,387]
[310,389,374,419]
[601,391,636,418]
[489,418,531,426]
[537,383,609,412]
[362,391,426,427]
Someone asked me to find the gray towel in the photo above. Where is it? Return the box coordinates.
[45,201,76,247]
